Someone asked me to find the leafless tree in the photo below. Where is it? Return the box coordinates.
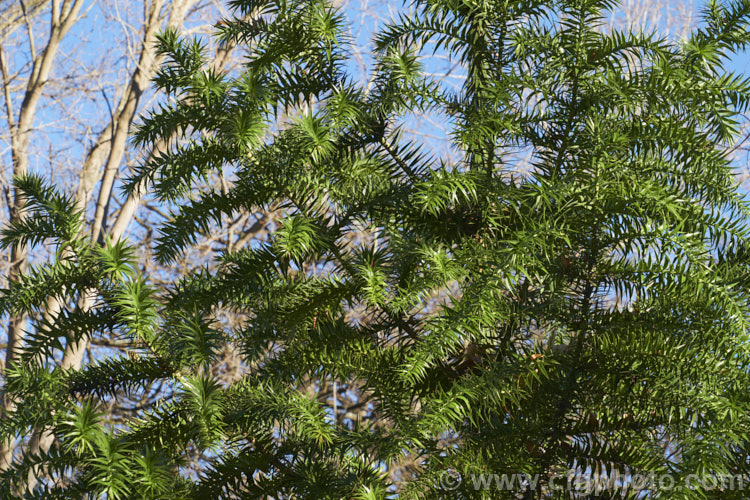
[0,0,251,487]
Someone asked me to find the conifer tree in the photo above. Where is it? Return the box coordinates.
[3,0,750,498]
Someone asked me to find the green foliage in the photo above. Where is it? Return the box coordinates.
[4,0,750,497]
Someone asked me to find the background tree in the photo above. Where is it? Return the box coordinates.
[3,0,750,498]
[0,0,252,487]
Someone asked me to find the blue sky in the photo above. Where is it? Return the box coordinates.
[5,0,750,242]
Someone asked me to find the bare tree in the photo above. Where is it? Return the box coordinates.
[0,0,249,485]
